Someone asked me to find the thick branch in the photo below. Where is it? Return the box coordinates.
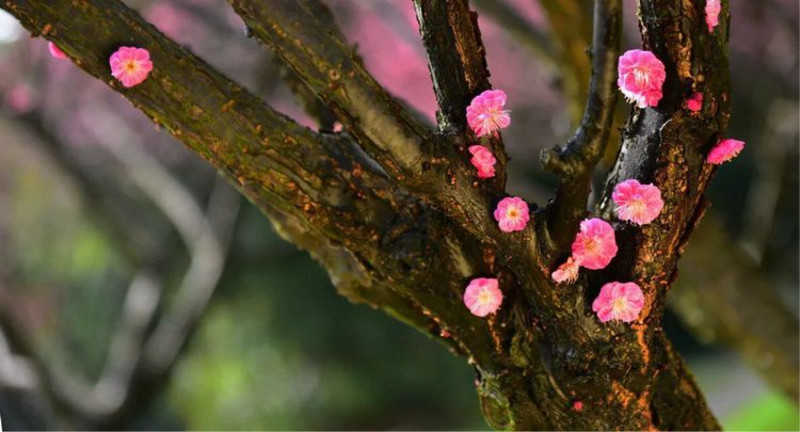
[226,0,521,246]
[0,0,412,265]
[571,0,736,426]
[540,0,621,257]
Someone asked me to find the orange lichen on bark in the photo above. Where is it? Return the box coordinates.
[636,390,658,431]
[632,323,651,366]
[611,381,636,408]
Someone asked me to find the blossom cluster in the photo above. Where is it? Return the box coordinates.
[462,79,742,322]
[42,36,741,327]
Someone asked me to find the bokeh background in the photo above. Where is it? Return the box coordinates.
[0,0,797,430]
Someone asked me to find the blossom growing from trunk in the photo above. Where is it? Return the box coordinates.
[617,49,666,108]
[466,89,510,137]
[592,281,645,323]
[463,278,502,317]
[493,197,529,232]
[685,92,703,112]
[706,0,721,32]
[571,218,618,270]
[109,47,153,88]
[468,145,496,178]
[707,138,745,165]
[48,42,67,59]
[552,257,580,284]
[612,179,664,225]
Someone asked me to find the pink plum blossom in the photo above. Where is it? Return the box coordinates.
[685,92,703,112]
[109,47,154,88]
[48,42,67,59]
[617,49,666,108]
[493,197,529,233]
[466,89,510,137]
[552,257,580,284]
[612,179,664,225]
[707,138,745,165]
[571,218,618,270]
[592,281,645,323]
[706,0,721,32]
[463,277,503,317]
[468,145,497,178]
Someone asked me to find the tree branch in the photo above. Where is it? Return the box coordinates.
[227,0,430,182]
[1,0,742,429]
[227,0,532,248]
[84,108,240,375]
[411,0,508,187]
[0,0,416,265]
[540,0,621,257]
[412,0,491,132]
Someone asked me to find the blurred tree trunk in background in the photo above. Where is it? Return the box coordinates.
[1,0,795,430]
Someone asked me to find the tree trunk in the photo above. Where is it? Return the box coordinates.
[1,0,735,429]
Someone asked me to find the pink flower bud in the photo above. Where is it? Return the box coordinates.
[552,257,580,284]
[48,42,67,59]
[707,138,744,165]
[468,145,497,179]
[706,0,721,32]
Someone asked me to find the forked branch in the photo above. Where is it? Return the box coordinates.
[540,0,621,256]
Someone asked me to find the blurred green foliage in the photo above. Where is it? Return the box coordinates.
[167,208,489,430]
[723,392,800,431]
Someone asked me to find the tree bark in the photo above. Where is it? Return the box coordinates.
[1,0,737,429]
